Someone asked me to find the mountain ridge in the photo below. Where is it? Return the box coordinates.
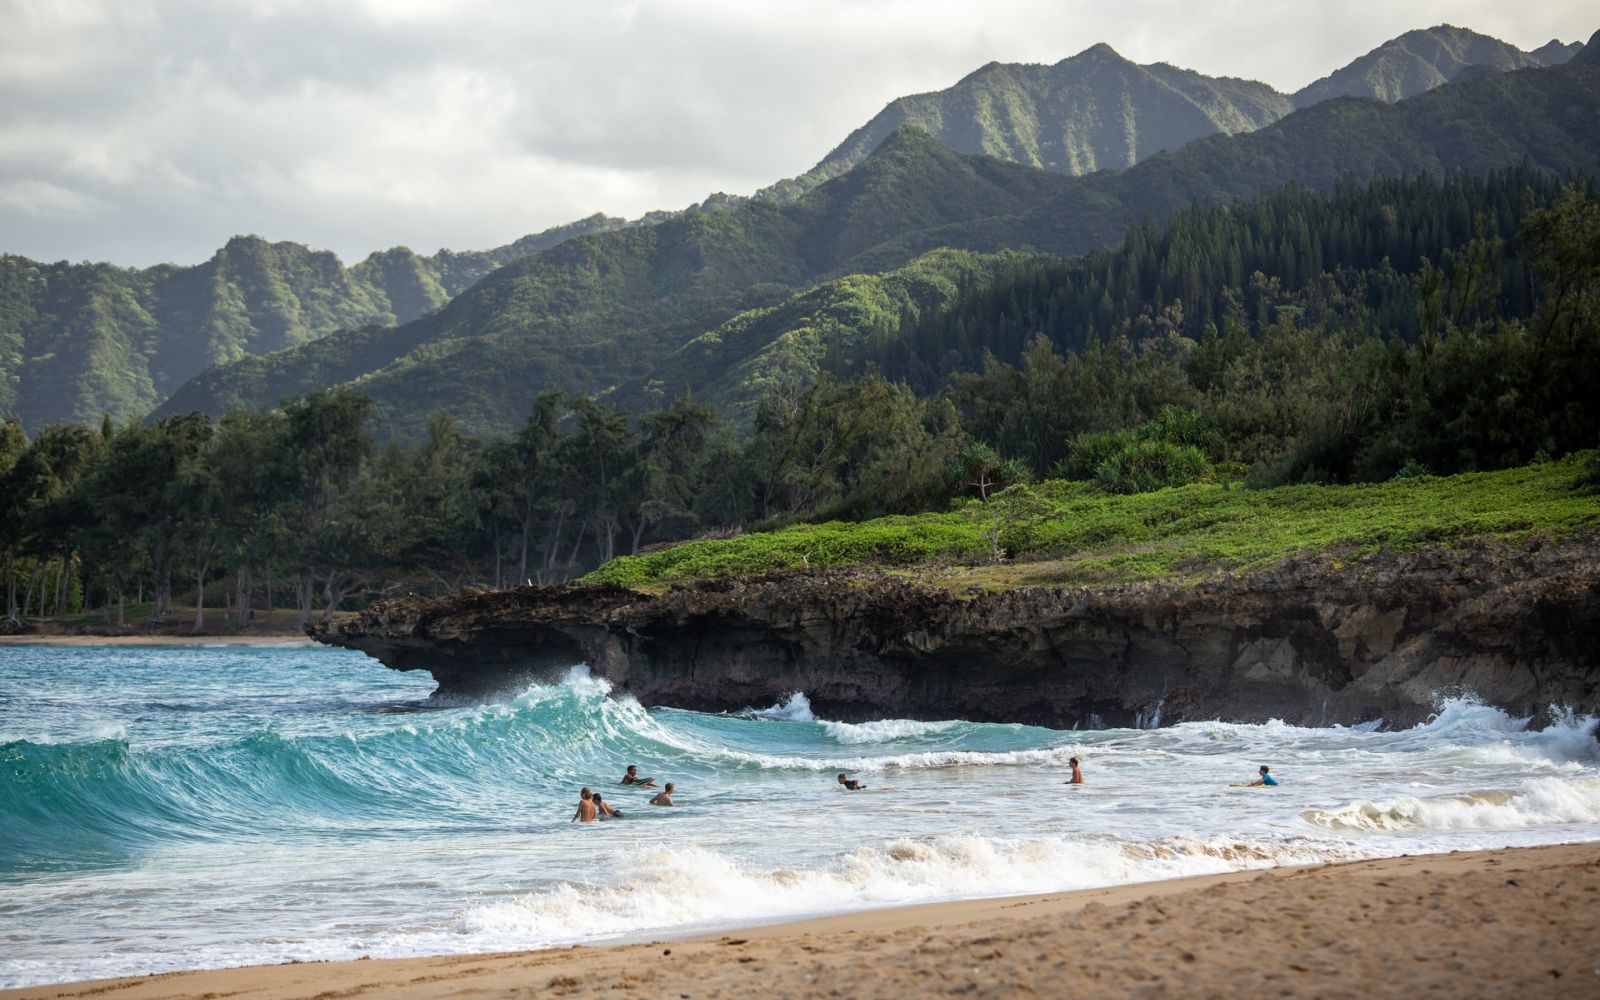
[155,57,1600,438]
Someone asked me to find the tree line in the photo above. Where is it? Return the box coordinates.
[1,172,1595,627]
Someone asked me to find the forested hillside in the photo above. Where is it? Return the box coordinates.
[6,170,1596,628]
[154,130,1076,435]
[4,25,1588,437]
[153,55,1600,439]
[0,214,628,431]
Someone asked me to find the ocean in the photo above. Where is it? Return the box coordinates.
[2,643,1598,989]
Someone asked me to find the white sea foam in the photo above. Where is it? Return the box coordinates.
[820,718,965,744]
[459,833,1360,946]
[741,692,816,722]
[1302,776,1600,833]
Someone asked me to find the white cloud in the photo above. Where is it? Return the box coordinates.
[0,178,106,218]
[0,0,1593,266]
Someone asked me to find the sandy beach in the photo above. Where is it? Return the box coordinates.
[6,842,1595,999]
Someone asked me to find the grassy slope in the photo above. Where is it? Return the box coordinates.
[584,457,1600,591]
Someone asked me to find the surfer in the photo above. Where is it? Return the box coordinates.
[594,792,623,819]
[1065,757,1085,784]
[649,782,676,806]
[572,787,598,823]
[621,764,657,788]
[1249,765,1279,787]
[837,772,866,791]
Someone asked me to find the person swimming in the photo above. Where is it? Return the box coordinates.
[621,765,657,787]
[1249,765,1279,787]
[1065,757,1085,784]
[837,772,866,791]
[571,787,597,823]
[649,782,676,806]
[593,792,622,819]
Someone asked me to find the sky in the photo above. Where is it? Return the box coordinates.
[2,0,1595,267]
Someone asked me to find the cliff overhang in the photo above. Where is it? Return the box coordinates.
[312,534,1600,728]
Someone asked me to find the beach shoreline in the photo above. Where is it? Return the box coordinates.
[6,841,1596,998]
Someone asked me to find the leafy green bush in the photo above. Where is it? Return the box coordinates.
[1095,440,1212,495]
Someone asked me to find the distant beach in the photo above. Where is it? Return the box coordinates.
[0,633,313,646]
[5,842,1595,999]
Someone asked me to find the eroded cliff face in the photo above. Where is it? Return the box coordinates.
[312,534,1600,728]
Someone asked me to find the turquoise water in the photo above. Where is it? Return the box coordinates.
[3,643,1598,988]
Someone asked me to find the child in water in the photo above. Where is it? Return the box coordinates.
[1249,765,1279,787]
[837,773,866,791]
[1065,757,1085,784]
[649,782,676,806]
[621,765,657,788]
[571,787,597,822]
[593,792,623,819]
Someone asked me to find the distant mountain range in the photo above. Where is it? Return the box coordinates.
[157,45,1600,436]
[759,25,1582,202]
[1,23,1595,433]
[0,214,631,428]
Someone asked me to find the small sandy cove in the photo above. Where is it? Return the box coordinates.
[6,842,1596,999]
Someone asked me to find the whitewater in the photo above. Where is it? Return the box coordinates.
[2,644,1598,989]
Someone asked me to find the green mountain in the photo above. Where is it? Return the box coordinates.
[1290,25,1548,107]
[154,130,1075,435]
[761,43,1291,201]
[851,55,1600,269]
[0,215,627,431]
[155,55,1600,441]
[1529,39,1584,65]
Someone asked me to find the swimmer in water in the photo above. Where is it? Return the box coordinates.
[1065,757,1085,784]
[621,765,657,788]
[837,772,866,791]
[594,792,622,819]
[1249,765,1279,787]
[649,782,676,806]
[572,787,597,823]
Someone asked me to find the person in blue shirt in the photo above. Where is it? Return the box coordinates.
[1249,765,1278,787]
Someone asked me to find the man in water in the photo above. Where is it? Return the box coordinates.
[621,765,657,788]
[1065,757,1085,784]
[572,787,597,822]
[1250,765,1279,787]
[837,772,866,791]
[593,792,622,819]
[649,782,676,806]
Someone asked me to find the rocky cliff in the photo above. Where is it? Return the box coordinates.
[312,534,1600,728]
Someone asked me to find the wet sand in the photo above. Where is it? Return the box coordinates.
[5,841,1595,999]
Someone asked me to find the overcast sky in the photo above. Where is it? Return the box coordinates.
[2,0,1594,267]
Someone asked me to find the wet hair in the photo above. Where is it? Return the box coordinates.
[593,793,604,803]
[626,765,638,773]
[580,788,592,799]
[1259,766,1270,774]
[1069,757,1080,767]
[664,783,675,792]
[838,773,847,780]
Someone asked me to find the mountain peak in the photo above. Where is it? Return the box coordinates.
[1292,24,1545,107]
[1572,29,1600,66]
[1063,42,1128,65]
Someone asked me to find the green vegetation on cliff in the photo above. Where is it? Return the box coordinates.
[583,457,1600,590]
